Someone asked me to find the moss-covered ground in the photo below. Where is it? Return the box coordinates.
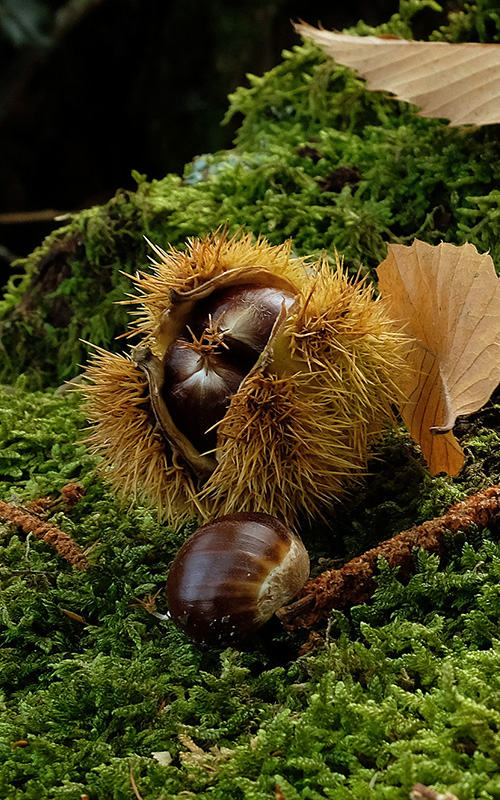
[4,1,500,797]
[2,384,500,800]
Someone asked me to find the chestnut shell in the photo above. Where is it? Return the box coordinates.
[165,512,309,643]
[162,339,247,453]
[191,283,297,366]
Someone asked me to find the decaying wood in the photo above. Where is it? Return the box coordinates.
[278,484,500,629]
[0,483,89,570]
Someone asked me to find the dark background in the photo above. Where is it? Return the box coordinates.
[1,0,447,266]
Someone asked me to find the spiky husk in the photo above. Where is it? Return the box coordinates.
[201,262,408,523]
[83,232,410,527]
[129,230,309,345]
[83,347,203,523]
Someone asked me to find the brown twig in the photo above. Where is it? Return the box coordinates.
[129,766,146,800]
[60,608,89,625]
[0,209,65,224]
[11,740,29,749]
[0,492,90,571]
[278,484,500,629]
[24,496,55,516]
[26,482,85,517]
[60,482,86,510]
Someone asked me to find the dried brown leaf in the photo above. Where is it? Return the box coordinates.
[377,240,500,474]
[294,23,500,126]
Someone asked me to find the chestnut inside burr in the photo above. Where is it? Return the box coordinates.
[160,283,296,455]
[191,284,297,367]
[162,337,247,454]
[165,512,310,643]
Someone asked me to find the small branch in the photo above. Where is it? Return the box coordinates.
[0,209,65,224]
[278,484,500,629]
[25,482,85,517]
[0,488,90,570]
[60,608,89,625]
[11,740,29,750]
[129,766,145,800]
[60,482,86,510]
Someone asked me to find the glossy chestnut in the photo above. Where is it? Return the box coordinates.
[165,512,310,643]
[158,282,296,457]
[162,336,247,453]
[191,283,297,366]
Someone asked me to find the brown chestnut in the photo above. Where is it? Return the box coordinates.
[165,512,310,643]
[191,283,297,366]
[159,282,297,456]
[162,336,247,454]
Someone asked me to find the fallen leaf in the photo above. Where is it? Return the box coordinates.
[294,22,500,126]
[152,750,172,766]
[377,240,500,474]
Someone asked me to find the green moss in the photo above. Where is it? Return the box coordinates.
[5,2,500,798]
[1,375,500,798]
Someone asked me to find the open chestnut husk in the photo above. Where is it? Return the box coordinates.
[165,512,310,643]
[83,230,410,526]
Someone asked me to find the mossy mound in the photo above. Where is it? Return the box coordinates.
[3,1,500,386]
[4,2,500,798]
